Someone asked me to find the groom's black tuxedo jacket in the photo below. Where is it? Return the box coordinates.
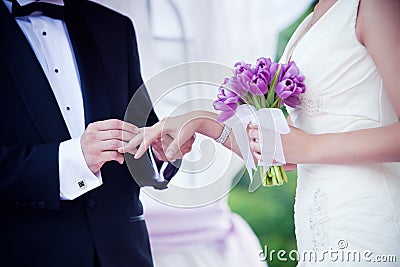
[0,1,172,266]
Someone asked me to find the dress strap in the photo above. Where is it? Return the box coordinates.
[279,13,313,64]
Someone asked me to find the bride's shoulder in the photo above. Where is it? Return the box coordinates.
[356,0,400,118]
[356,0,400,46]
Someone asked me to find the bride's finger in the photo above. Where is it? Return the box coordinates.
[121,131,137,143]
[118,131,143,154]
[253,151,261,160]
[122,122,140,135]
[165,129,193,161]
[248,128,260,139]
[249,140,261,154]
[284,164,297,172]
[134,125,164,159]
[248,123,259,129]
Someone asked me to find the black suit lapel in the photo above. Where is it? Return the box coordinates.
[64,1,110,126]
[0,2,70,143]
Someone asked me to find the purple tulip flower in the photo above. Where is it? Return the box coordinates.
[214,82,244,122]
[233,61,253,77]
[215,58,306,120]
[275,61,306,107]
[249,72,269,95]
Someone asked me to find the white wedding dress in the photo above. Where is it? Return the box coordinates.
[281,0,400,266]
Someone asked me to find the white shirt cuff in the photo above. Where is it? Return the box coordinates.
[148,147,169,182]
[59,137,103,200]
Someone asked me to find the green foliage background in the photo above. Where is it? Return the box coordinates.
[228,171,298,267]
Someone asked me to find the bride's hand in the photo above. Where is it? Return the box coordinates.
[248,123,311,171]
[247,124,297,171]
[119,112,201,161]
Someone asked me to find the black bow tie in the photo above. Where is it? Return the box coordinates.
[11,0,64,20]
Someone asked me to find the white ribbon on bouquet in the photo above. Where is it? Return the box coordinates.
[225,104,290,182]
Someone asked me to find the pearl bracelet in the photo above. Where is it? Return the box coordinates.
[215,124,232,144]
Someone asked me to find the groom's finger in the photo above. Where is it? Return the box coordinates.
[97,130,136,142]
[91,119,138,132]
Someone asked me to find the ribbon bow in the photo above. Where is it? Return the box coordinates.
[225,104,290,191]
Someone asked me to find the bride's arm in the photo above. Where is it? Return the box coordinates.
[193,111,242,156]
[250,0,400,165]
[281,123,400,165]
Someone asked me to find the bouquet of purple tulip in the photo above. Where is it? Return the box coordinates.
[214,57,306,187]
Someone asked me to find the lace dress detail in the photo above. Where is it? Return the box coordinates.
[309,189,328,251]
[297,95,325,117]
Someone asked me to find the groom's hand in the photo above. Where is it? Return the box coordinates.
[81,119,139,173]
